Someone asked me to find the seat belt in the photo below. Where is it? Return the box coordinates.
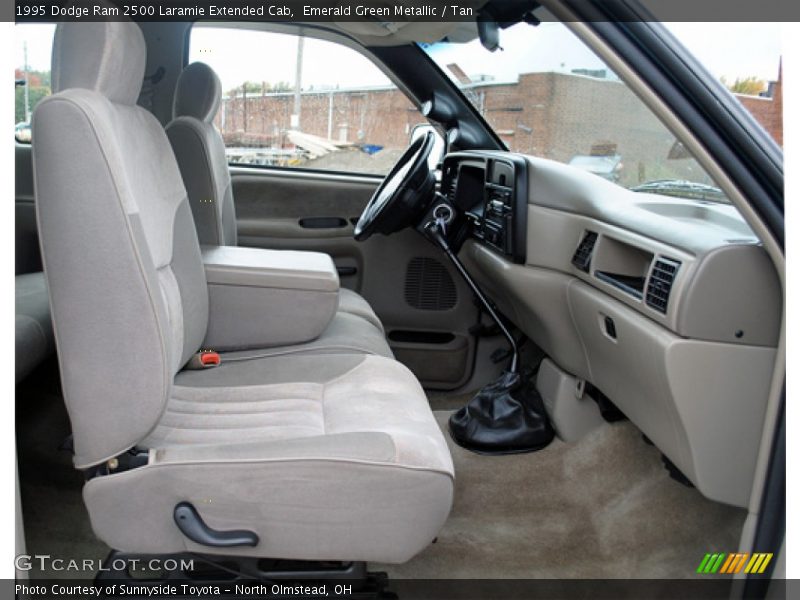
[186,350,221,370]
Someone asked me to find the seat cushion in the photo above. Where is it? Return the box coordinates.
[338,288,384,333]
[213,309,392,360]
[15,272,55,382]
[83,354,454,563]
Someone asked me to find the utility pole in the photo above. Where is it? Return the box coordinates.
[291,36,304,130]
[327,91,333,140]
[23,41,31,123]
[242,83,247,132]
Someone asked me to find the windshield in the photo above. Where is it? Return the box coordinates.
[421,20,779,204]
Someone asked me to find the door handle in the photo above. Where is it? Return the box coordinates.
[337,266,358,277]
[298,217,348,229]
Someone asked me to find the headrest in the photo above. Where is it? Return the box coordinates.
[52,20,146,105]
[173,62,222,123]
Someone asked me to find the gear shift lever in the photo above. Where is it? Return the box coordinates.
[424,217,553,455]
[423,218,519,373]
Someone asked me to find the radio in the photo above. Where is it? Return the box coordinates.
[478,184,514,252]
[476,160,526,262]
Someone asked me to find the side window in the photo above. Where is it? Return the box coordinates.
[189,27,419,175]
[14,24,55,143]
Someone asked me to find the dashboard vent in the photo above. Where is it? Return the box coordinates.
[646,257,681,314]
[445,176,458,204]
[405,257,457,311]
[571,231,598,272]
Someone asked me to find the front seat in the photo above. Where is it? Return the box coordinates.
[33,20,453,563]
[165,61,382,332]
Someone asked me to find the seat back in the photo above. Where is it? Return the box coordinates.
[166,62,238,246]
[32,21,209,468]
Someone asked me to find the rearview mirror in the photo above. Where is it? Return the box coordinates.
[410,124,445,170]
[477,12,501,52]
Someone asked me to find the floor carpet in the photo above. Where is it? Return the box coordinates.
[17,362,111,579]
[380,411,746,579]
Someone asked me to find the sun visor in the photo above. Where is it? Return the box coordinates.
[334,20,478,45]
[331,0,487,46]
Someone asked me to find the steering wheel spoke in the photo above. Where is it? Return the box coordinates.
[353,132,437,241]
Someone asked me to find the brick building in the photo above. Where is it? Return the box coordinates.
[218,66,782,183]
[219,85,420,151]
[733,63,783,146]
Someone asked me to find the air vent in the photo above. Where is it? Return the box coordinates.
[646,257,681,314]
[405,257,457,311]
[446,176,458,204]
[571,231,598,272]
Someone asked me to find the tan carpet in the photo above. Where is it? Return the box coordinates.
[427,390,480,412]
[380,411,746,579]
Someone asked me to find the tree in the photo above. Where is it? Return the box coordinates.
[15,68,51,87]
[721,75,767,96]
[14,69,51,123]
[226,80,295,97]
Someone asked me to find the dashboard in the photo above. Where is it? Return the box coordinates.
[438,150,781,509]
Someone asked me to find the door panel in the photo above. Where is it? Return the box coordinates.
[233,170,375,222]
[231,167,479,390]
[233,167,377,291]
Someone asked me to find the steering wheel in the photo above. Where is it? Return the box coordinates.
[354,131,437,241]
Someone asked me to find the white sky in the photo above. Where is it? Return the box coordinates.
[190,27,393,91]
[666,22,782,82]
[14,21,782,90]
[424,21,609,84]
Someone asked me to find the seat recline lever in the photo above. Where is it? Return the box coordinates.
[173,502,259,548]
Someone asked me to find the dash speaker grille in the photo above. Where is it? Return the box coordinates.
[405,257,457,311]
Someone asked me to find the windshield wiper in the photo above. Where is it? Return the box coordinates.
[630,179,728,203]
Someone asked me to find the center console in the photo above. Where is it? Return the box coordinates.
[202,246,339,351]
[440,151,528,263]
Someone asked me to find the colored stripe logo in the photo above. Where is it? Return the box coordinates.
[697,553,773,574]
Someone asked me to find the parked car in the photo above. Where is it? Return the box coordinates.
[568,153,623,182]
[631,179,729,202]
[15,121,31,143]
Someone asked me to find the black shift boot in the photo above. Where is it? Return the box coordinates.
[448,370,554,454]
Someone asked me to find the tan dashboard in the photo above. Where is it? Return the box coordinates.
[455,152,781,508]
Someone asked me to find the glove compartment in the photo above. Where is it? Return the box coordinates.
[567,279,775,507]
